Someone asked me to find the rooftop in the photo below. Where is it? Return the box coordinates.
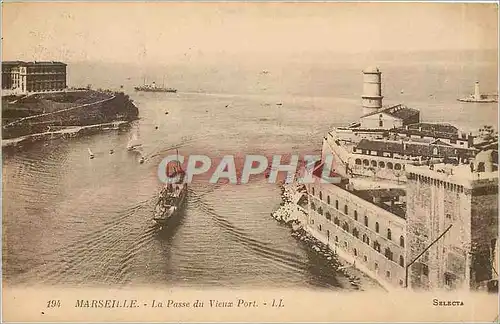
[361,104,420,121]
[355,138,475,158]
[2,61,67,66]
[390,122,465,140]
[311,162,406,220]
[406,163,498,185]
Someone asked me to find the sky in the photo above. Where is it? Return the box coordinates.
[2,2,498,64]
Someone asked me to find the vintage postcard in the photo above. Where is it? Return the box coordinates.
[1,1,499,322]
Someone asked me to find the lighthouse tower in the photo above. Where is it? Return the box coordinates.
[362,67,383,116]
[474,81,481,100]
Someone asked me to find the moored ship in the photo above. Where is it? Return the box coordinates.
[134,77,177,93]
[153,154,187,227]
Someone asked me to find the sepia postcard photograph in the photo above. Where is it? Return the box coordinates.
[1,1,499,322]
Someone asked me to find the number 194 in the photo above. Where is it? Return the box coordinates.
[47,300,61,308]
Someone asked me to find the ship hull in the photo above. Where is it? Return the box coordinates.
[458,98,498,103]
[134,88,177,93]
[153,186,188,227]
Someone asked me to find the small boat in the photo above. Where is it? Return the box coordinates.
[88,148,94,159]
[153,151,188,227]
[109,149,114,154]
[139,156,145,164]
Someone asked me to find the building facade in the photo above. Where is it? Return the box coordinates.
[2,61,67,94]
[305,165,407,288]
[406,152,498,290]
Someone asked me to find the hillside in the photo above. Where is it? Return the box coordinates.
[2,90,139,139]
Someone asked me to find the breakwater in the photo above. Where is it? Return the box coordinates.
[271,183,364,290]
[2,121,130,151]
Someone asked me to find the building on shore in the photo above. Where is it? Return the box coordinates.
[299,66,498,291]
[2,61,67,95]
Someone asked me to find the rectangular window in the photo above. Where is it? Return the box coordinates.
[422,264,429,276]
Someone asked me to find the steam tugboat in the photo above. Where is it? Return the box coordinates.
[153,152,187,228]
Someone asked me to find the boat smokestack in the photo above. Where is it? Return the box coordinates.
[474,81,480,99]
[362,67,383,116]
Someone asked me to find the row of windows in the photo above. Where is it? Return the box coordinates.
[354,158,403,170]
[310,197,405,247]
[318,224,405,268]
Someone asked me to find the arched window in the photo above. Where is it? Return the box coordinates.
[327,196,330,204]
[335,236,338,242]
[319,224,322,231]
[354,248,358,256]
[384,248,393,261]
[387,162,393,169]
[432,147,438,156]
[400,236,405,247]
[375,222,380,233]
[362,234,367,243]
[387,228,392,240]
[319,192,323,200]
[363,159,369,166]
[311,203,316,210]
[355,159,362,165]
[335,200,339,209]
[366,236,370,245]
[353,228,359,238]
[312,187,315,195]
[364,216,368,227]
[334,217,340,226]
[371,160,377,167]
[342,222,349,233]
[344,205,348,215]
[399,255,405,267]
[379,161,385,168]
[317,207,323,215]
[373,241,381,252]
[354,210,358,221]
[325,212,331,220]
[379,120,383,127]
[395,163,402,170]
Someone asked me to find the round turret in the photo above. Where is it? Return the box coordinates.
[362,66,383,115]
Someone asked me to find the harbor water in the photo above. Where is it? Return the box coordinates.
[2,53,498,289]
